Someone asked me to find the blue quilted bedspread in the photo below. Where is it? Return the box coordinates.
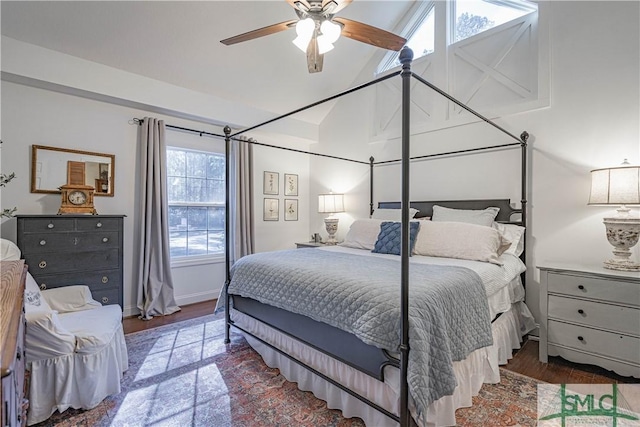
[218,249,493,417]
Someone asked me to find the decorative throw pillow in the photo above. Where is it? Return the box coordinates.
[372,221,420,256]
[24,272,52,313]
[431,205,500,227]
[371,208,419,221]
[340,219,385,250]
[413,221,511,265]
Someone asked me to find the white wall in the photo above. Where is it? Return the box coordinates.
[0,81,313,316]
[313,1,640,328]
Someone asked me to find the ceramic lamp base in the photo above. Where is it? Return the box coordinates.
[324,217,339,245]
[603,216,640,271]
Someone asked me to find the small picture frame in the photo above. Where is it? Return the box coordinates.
[263,198,279,221]
[263,171,279,195]
[284,199,298,221]
[284,173,298,196]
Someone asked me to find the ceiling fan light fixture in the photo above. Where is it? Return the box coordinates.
[320,19,341,44]
[317,35,334,54]
[293,17,315,52]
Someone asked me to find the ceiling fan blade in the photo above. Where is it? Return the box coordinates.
[286,0,311,12]
[323,0,351,15]
[306,36,324,73]
[220,19,297,45]
[333,17,406,51]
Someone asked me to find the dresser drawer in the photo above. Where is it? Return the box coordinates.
[75,217,121,232]
[20,217,75,233]
[548,320,640,364]
[548,295,640,337]
[23,249,120,274]
[87,287,121,307]
[547,272,640,307]
[32,270,122,291]
[19,231,120,254]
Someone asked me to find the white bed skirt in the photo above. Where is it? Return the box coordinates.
[231,301,535,427]
[26,322,129,426]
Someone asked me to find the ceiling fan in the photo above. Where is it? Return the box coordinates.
[220,0,406,73]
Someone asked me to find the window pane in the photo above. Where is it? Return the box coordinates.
[187,231,208,256]
[186,177,207,202]
[454,0,536,43]
[208,231,224,253]
[186,151,207,178]
[167,149,186,177]
[406,8,435,61]
[168,177,186,202]
[207,180,225,204]
[208,155,225,179]
[188,207,207,231]
[208,207,225,230]
[168,206,187,230]
[170,231,187,257]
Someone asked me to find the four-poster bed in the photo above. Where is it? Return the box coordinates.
[219,46,531,426]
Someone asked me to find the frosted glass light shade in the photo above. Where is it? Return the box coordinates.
[293,18,314,52]
[318,193,345,213]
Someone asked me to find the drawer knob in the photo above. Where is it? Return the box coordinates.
[40,240,46,246]
[577,336,584,341]
[578,285,585,290]
[101,297,109,304]
[47,223,54,229]
[102,237,109,243]
[578,309,584,314]
[102,276,109,283]
[39,260,47,269]
[39,284,47,290]
[97,222,103,228]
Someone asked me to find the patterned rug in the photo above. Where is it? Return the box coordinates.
[34,314,540,427]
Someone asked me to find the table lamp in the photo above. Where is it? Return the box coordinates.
[588,159,640,271]
[318,192,345,245]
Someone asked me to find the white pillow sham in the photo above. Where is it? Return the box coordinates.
[371,208,419,221]
[413,221,511,265]
[493,222,525,257]
[431,205,500,227]
[340,219,385,250]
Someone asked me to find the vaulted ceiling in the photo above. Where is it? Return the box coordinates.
[1,1,413,124]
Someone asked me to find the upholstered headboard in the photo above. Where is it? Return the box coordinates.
[377,199,522,224]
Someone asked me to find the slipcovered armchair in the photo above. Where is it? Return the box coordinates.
[0,239,128,425]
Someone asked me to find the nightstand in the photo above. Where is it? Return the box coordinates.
[295,242,327,248]
[538,263,640,378]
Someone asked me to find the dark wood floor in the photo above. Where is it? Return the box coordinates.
[123,300,637,385]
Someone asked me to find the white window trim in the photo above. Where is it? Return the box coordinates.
[171,253,225,268]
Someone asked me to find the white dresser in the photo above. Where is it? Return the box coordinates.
[539,263,640,378]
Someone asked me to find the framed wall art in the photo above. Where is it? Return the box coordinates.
[263,171,279,195]
[263,198,279,221]
[284,199,298,221]
[284,173,298,196]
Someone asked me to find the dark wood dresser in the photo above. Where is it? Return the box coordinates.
[1,260,28,427]
[16,215,125,309]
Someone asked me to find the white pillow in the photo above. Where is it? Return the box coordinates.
[371,208,419,221]
[340,219,385,250]
[493,223,525,257]
[0,238,21,261]
[413,221,511,265]
[431,205,500,227]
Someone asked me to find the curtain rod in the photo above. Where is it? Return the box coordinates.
[131,118,369,165]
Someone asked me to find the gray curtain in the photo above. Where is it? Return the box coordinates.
[229,136,255,264]
[136,117,180,320]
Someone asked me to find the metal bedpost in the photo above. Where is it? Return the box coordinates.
[369,156,375,217]
[520,131,529,285]
[224,125,232,344]
[399,46,414,427]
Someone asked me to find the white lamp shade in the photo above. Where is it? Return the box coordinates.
[318,193,345,213]
[320,20,341,43]
[589,165,640,205]
[293,18,314,52]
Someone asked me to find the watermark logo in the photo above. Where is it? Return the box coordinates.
[538,384,640,426]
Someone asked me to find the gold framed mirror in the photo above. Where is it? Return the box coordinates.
[31,145,115,197]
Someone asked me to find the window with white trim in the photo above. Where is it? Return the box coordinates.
[167,147,225,258]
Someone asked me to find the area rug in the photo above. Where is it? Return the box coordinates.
[33,314,540,427]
